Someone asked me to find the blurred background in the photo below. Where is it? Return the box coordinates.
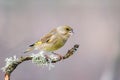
[0,0,120,80]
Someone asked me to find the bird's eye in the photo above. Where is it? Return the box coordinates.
[66,28,70,31]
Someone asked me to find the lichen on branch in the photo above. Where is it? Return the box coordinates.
[2,44,79,80]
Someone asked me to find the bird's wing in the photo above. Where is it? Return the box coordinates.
[29,29,57,47]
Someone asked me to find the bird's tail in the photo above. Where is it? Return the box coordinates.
[24,47,34,53]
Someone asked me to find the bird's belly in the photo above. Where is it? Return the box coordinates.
[42,40,65,51]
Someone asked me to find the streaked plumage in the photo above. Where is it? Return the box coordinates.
[24,25,73,53]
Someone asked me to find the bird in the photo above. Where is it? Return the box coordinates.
[24,25,74,53]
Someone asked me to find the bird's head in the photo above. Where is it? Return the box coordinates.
[57,25,74,39]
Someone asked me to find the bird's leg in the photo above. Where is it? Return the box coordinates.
[51,52,63,59]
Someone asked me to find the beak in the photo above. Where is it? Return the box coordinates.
[72,30,74,33]
[71,29,74,33]
[69,30,74,35]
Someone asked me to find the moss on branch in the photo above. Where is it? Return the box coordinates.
[3,44,79,80]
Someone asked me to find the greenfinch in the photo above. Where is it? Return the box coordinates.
[24,25,73,53]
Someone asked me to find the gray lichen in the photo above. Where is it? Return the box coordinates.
[1,55,18,72]
[31,51,60,70]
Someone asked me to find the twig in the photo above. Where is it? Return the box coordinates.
[3,44,79,80]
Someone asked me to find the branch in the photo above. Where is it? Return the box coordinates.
[2,44,79,80]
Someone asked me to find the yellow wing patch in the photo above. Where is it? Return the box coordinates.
[35,41,42,46]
